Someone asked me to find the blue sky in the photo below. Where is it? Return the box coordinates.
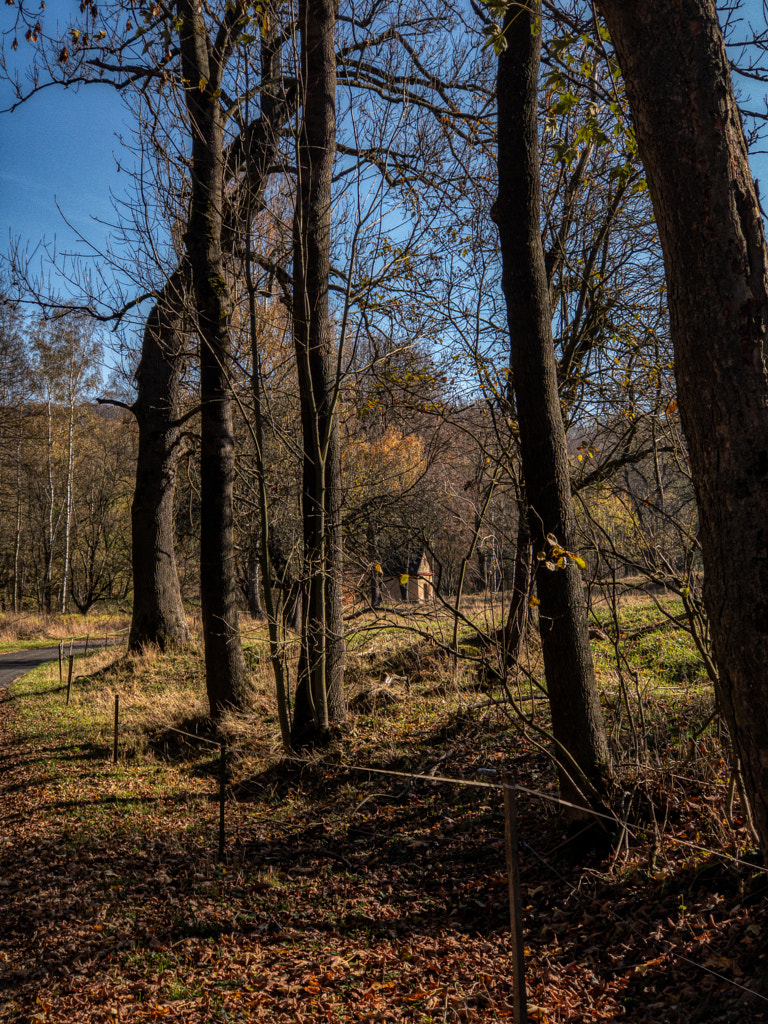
[0,84,129,241]
[1,2,768,305]
[0,0,134,288]
[0,83,128,255]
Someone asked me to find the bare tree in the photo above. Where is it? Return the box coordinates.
[30,312,101,614]
[0,293,29,611]
[288,0,346,744]
[495,0,611,811]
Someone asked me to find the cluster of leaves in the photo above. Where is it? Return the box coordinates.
[536,531,587,573]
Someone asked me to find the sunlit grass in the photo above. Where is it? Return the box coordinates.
[3,592,718,806]
[0,609,130,652]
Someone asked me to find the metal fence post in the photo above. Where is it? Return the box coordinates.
[218,741,227,861]
[113,694,119,763]
[503,776,528,1024]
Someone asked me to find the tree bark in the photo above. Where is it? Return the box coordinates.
[179,0,248,717]
[246,242,292,750]
[597,0,768,858]
[496,0,610,809]
[13,424,23,615]
[503,510,532,663]
[290,0,346,746]
[60,395,74,614]
[246,551,266,620]
[43,396,56,614]
[129,268,191,651]
[129,20,288,652]
[368,525,383,607]
[325,419,346,722]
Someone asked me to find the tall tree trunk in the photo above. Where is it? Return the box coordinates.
[60,396,75,614]
[246,551,266,620]
[13,418,24,614]
[44,396,55,614]
[179,0,247,717]
[129,268,190,651]
[503,509,533,663]
[246,239,292,749]
[496,0,610,810]
[597,0,768,859]
[128,19,288,652]
[368,524,383,607]
[290,0,346,746]
[325,419,346,721]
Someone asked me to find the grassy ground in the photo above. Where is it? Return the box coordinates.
[1,602,767,1023]
[0,611,130,653]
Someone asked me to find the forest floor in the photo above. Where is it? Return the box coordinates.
[0,602,767,1023]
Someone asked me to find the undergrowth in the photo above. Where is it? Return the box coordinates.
[1,599,766,1023]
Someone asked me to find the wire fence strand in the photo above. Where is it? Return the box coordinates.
[161,726,768,877]
[115,712,768,1006]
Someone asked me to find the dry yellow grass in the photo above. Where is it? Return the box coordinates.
[0,610,130,646]
[45,638,288,760]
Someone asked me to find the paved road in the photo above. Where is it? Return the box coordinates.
[0,639,124,690]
